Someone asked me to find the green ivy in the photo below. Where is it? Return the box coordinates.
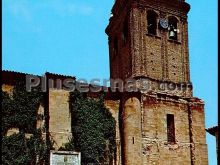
[2,82,52,165]
[2,82,43,135]
[2,82,116,165]
[2,130,48,165]
[62,91,117,165]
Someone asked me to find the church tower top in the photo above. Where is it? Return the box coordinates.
[106,0,192,97]
[107,0,190,26]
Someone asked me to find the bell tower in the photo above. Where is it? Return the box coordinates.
[106,0,208,165]
[106,0,192,97]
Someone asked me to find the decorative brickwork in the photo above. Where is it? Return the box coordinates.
[106,0,208,165]
[2,0,208,164]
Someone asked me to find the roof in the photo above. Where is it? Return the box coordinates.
[1,70,127,99]
[206,126,218,136]
[2,70,76,86]
[2,70,39,86]
[45,72,75,79]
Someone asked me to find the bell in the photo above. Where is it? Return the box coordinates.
[169,30,175,38]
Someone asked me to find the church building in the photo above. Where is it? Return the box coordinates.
[2,0,208,164]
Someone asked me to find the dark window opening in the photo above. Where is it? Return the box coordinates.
[122,20,128,45]
[167,114,175,143]
[147,11,158,35]
[168,17,178,40]
[113,37,118,56]
[132,137,135,144]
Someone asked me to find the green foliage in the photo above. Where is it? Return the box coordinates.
[2,133,30,165]
[2,82,43,135]
[65,91,116,165]
[2,82,51,164]
[2,130,47,165]
[2,91,13,135]
[2,82,116,164]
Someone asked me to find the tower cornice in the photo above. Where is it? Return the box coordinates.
[106,0,190,35]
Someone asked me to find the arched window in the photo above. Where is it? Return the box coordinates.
[168,16,178,40]
[147,10,158,35]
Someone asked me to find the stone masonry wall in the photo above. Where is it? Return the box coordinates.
[142,94,191,165]
[189,101,208,165]
[49,89,72,150]
[2,84,14,94]
[122,97,142,165]
[105,99,122,165]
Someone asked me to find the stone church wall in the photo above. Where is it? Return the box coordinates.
[48,89,72,150]
[105,99,122,165]
[190,101,208,165]
[142,95,192,164]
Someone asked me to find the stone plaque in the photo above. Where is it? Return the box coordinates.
[50,151,81,165]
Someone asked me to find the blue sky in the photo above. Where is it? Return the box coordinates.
[3,0,217,164]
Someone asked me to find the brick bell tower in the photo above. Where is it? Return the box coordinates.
[106,0,208,165]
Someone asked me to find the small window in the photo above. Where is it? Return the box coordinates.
[113,37,118,56]
[167,114,175,143]
[168,16,178,40]
[147,10,158,35]
[122,20,128,45]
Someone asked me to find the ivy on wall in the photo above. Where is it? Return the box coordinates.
[2,130,48,165]
[2,82,43,135]
[61,91,117,165]
[2,82,117,164]
[2,82,52,165]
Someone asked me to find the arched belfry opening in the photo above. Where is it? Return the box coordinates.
[168,16,179,40]
[147,10,158,35]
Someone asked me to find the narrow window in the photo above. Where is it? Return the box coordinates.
[168,16,178,40]
[167,114,175,143]
[113,37,118,56]
[147,10,158,35]
[122,20,128,45]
